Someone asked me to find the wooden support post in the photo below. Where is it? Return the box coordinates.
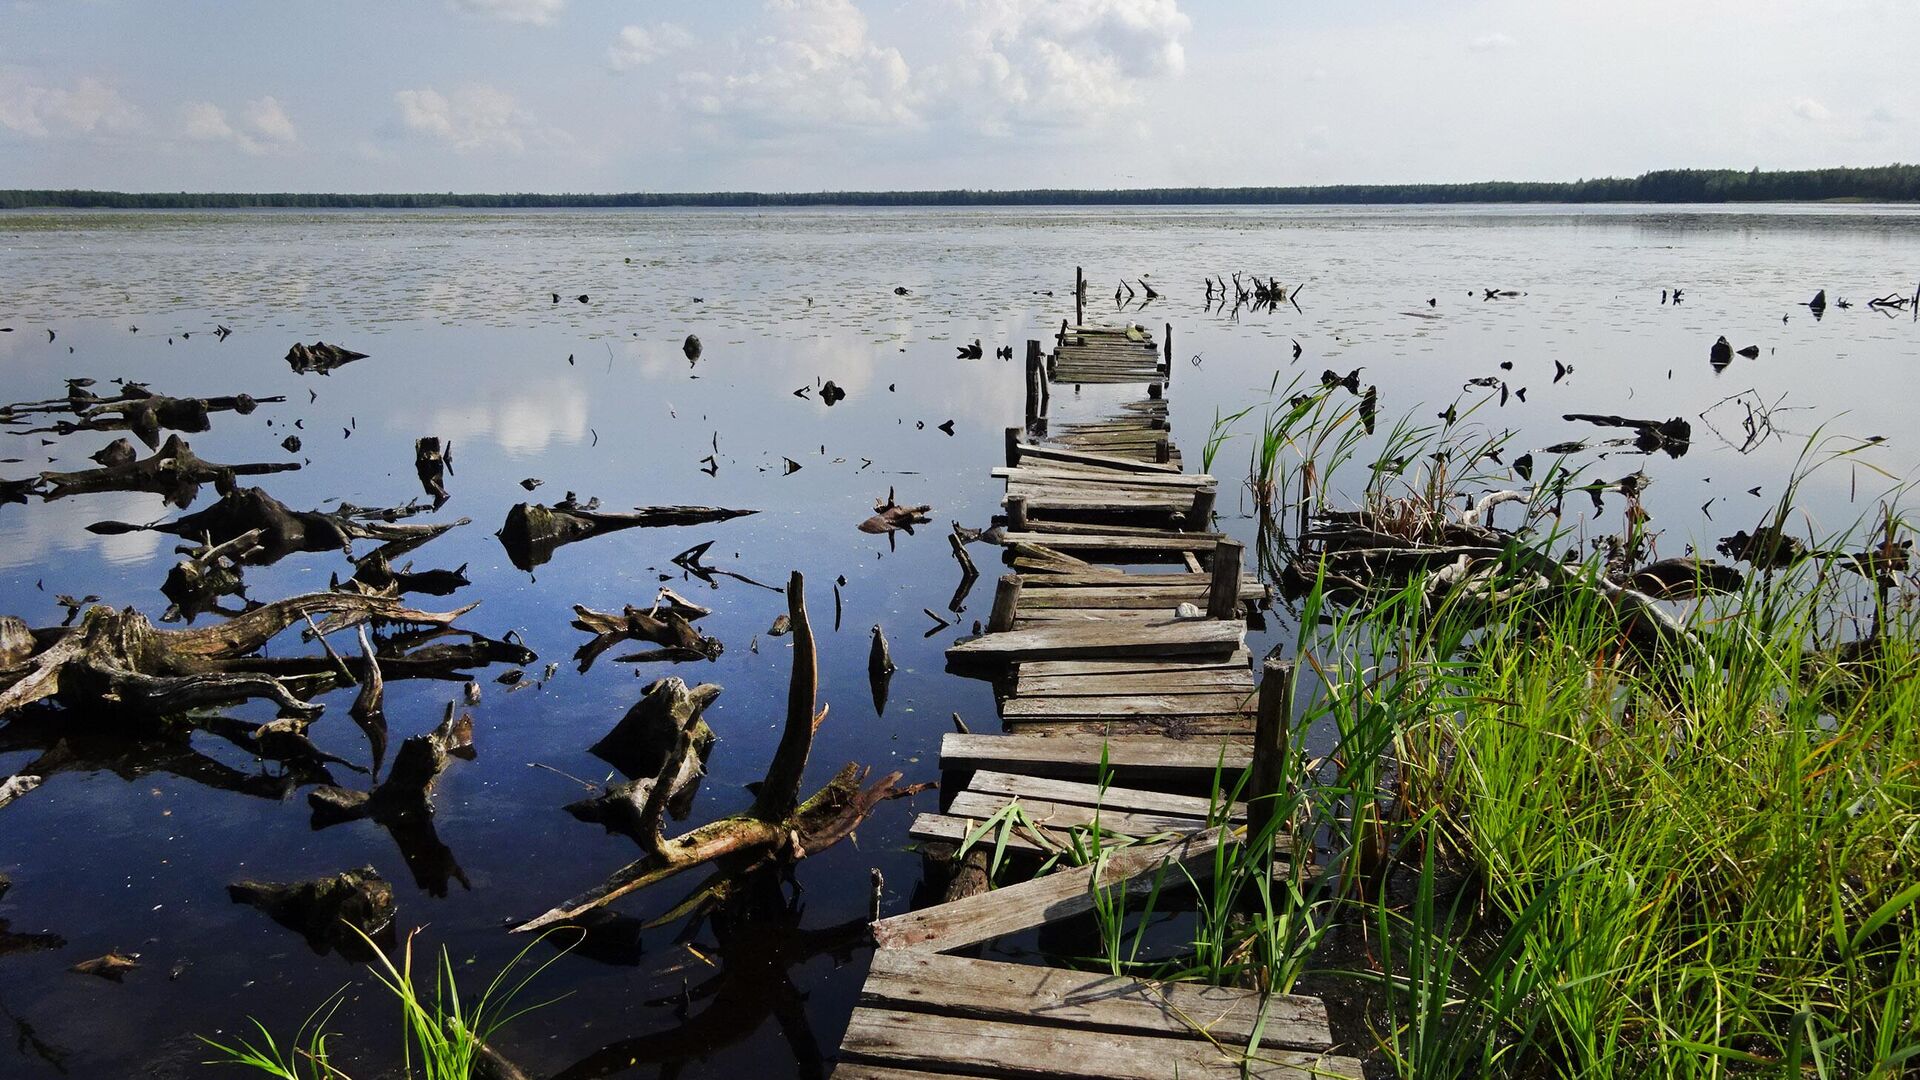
[1249,657,1295,846]
[1075,266,1084,327]
[1187,487,1216,530]
[1206,538,1245,620]
[1004,427,1021,467]
[987,575,1022,633]
[1005,494,1030,532]
[1164,322,1173,383]
[1148,381,1162,400]
[1023,344,1040,427]
[1154,438,1172,464]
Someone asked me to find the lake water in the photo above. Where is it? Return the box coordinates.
[1,205,1917,1078]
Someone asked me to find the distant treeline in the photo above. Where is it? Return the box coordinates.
[4,165,1919,209]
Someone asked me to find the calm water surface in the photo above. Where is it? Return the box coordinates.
[0,205,1916,1078]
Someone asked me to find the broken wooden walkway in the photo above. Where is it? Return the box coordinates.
[830,294,1358,1079]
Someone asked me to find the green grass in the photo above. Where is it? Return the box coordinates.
[1086,388,1920,1078]
[202,929,571,1079]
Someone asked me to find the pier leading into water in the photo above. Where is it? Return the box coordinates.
[831,283,1361,1079]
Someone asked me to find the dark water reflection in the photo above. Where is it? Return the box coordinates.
[0,205,1916,1078]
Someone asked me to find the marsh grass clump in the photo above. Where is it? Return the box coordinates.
[201,927,570,1080]
[1161,391,1920,1077]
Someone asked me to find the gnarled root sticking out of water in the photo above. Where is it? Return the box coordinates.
[514,571,926,933]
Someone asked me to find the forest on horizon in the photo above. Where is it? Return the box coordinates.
[3,164,1918,209]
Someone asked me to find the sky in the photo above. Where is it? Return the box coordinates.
[1,0,1916,193]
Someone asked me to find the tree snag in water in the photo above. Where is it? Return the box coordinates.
[497,498,757,571]
[514,571,925,933]
[40,434,300,507]
[0,592,479,721]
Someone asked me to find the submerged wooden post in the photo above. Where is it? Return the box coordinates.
[1163,322,1173,382]
[1206,538,1244,620]
[1250,657,1295,845]
[1004,427,1021,467]
[1005,494,1030,532]
[1075,266,1084,327]
[987,574,1022,633]
[1187,487,1217,530]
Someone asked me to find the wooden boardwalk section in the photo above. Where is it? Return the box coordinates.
[831,295,1360,1079]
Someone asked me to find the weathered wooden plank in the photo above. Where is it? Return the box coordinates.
[996,466,1214,487]
[940,733,1252,780]
[945,619,1244,661]
[1018,572,1250,589]
[1015,608,1200,625]
[1016,669,1255,696]
[1008,495,1191,516]
[998,532,1222,552]
[860,951,1335,1053]
[1019,583,1260,607]
[1014,649,1252,677]
[1004,717,1258,736]
[1013,443,1182,474]
[839,1007,1361,1079]
[1002,692,1255,719]
[830,1065,959,1080]
[947,791,1213,837]
[967,770,1247,820]
[1019,518,1204,537]
[871,829,1224,952]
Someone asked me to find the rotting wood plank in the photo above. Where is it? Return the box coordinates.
[1004,717,1257,737]
[1014,649,1251,677]
[1007,495,1190,516]
[940,733,1252,780]
[860,951,1335,1053]
[1016,669,1255,696]
[1019,519,1205,537]
[945,619,1243,661]
[996,466,1214,488]
[967,770,1247,820]
[946,791,1216,837]
[871,829,1225,952]
[999,694,1256,719]
[1017,572,1252,589]
[1018,583,1260,607]
[838,1007,1361,1080]
[1013,443,1182,474]
[997,532,1223,552]
[1015,608,1205,625]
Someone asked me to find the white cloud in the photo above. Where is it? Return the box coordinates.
[0,73,142,138]
[182,102,236,143]
[1469,31,1516,51]
[678,0,919,140]
[1792,97,1832,122]
[928,0,1193,131]
[245,96,298,143]
[396,84,558,153]
[448,0,563,25]
[181,95,298,154]
[610,23,695,70]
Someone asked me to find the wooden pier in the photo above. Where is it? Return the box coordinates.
[831,291,1360,1079]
